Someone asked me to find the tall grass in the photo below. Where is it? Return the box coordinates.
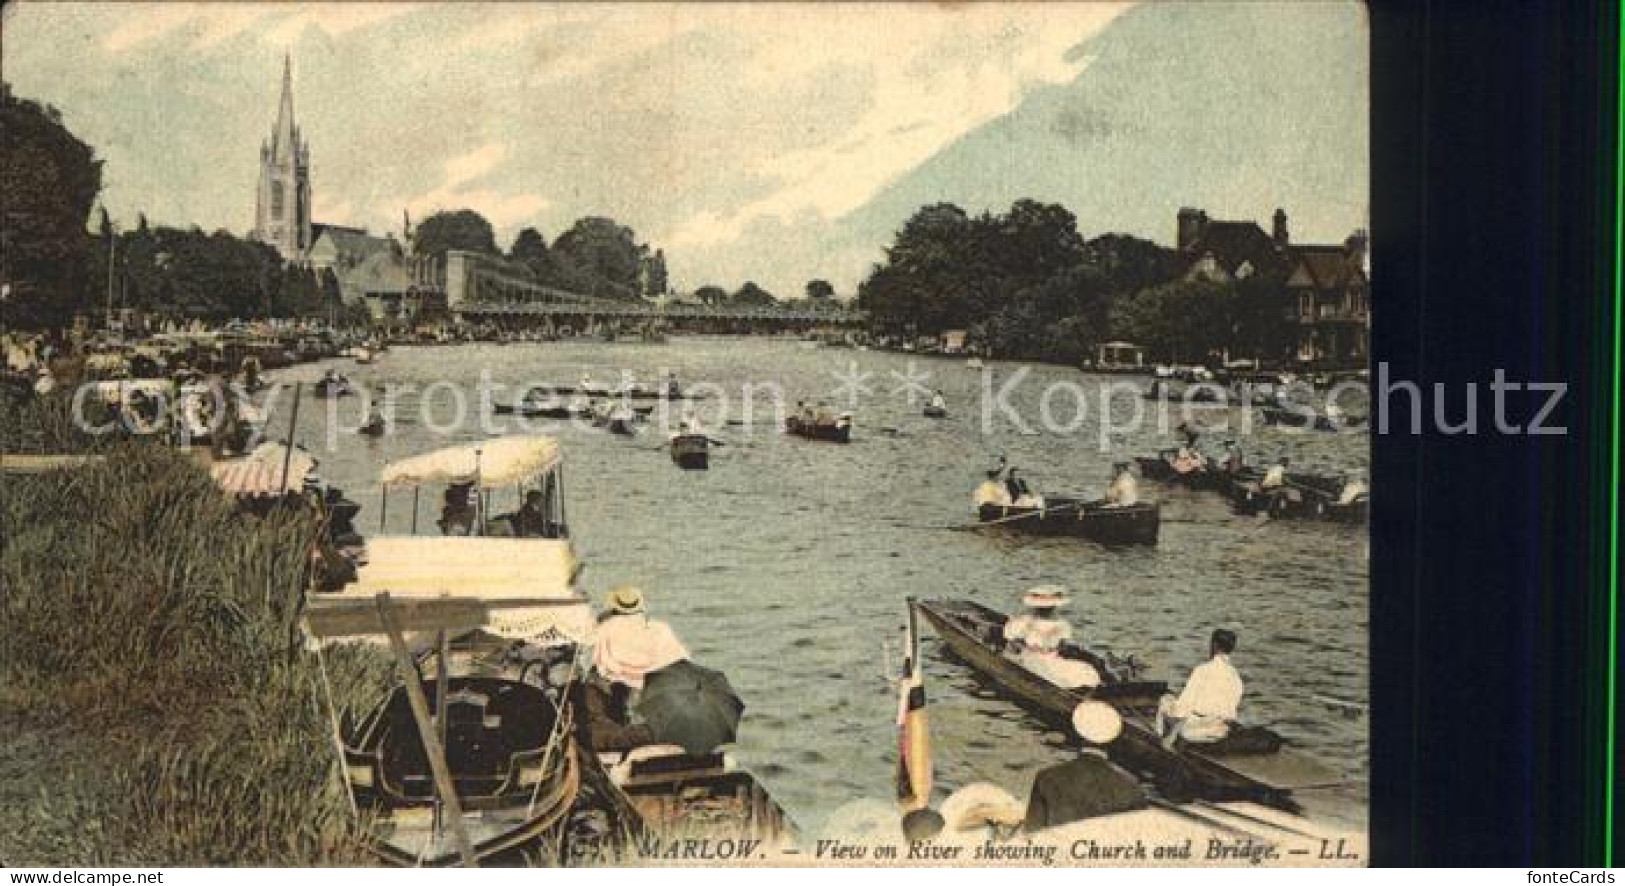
[0,389,115,455]
[1,442,386,865]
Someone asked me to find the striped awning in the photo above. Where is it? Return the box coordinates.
[210,442,315,497]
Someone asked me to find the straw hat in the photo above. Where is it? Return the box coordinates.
[1021,584,1071,609]
[1072,701,1123,745]
[607,586,644,615]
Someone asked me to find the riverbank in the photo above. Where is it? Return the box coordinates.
[0,425,383,865]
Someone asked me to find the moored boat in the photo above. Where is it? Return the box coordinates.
[914,598,1336,813]
[976,498,1160,546]
[923,405,948,418]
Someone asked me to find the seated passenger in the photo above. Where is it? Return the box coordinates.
[1003,586,1099,690]
[1024,702,1147,831]
[1156,629,1245,748]
[592,587,690,722]
[1103,462,1139,507]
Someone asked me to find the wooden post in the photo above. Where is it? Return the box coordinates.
[434,629,449,834]
[411,486,420,535]
[278,382,303,495]
[375,594,477,867]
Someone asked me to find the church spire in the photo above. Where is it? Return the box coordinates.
[273,52,297,162]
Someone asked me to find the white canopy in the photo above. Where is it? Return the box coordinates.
[380,436,562,490]
[306,536,592,646]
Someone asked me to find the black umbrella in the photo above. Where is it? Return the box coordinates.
[635,660,745,756]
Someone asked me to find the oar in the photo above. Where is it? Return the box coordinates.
[1191,800,1324,840]
[1145,798,1260,839]
[945,501,1088,531]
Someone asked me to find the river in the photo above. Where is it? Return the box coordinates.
[267,337,1369,834]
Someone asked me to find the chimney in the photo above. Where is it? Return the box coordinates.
[1345,228,1369,267]
[1272,208,1289,246]
[1177,207,1207,253]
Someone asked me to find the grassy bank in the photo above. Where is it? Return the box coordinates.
[1,420,386,865]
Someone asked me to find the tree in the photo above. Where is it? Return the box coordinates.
[1084,233,1184,295]
[551,217,645,299]
[730,281,775,306]
[413,209,498,258]
[693,285,728,306]
[0,83,103,330]
[1108,279,1235,364]
[509,227,550,277]
[805,279,834,300]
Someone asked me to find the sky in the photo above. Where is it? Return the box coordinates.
[1,2,1367,299]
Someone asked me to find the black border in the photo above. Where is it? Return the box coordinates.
[1369,0,1616,865]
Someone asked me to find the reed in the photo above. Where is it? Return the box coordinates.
[1,441,387,865]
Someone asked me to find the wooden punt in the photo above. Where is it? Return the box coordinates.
[914,598,1339,813]
[976,498,1160,546]
[341,675,586,867]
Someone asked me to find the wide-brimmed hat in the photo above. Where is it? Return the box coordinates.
[607,586,644,615]
[1072,701,1123,745]
[1021,585,1071,609]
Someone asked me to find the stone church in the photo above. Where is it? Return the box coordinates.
[252,55,312,260]
[251,56,414,308]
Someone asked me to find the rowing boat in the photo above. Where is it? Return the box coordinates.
[785,414,851,443]
[669,433,710,470]
[1226,472,1368,523]
[914,598,1338,813]
[976,498,1160,546]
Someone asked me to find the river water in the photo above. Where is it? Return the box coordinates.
[268,337,1368,833]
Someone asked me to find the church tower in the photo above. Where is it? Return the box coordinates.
[254,54,312,260]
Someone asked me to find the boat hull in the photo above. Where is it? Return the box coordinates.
[915,599,1304,811]
[976,499,1160,545]
[670,434,710,469]
[785,416,851,443]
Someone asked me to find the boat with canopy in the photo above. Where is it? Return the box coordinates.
[376,436,569,539]
[307,436,792,865]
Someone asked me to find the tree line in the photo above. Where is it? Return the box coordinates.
[857,200,1298,365]
[3,83,366,329]
[412,209,669,302]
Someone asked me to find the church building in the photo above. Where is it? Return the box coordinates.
[251,56,422,307]
[252,55,312,260]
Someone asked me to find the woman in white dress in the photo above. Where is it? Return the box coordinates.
[1002,586,1100,689]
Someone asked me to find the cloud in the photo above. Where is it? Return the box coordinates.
[660,3,1131,254]
[19,1,1345,299]
[402,142,550,232]
[100,2,412,53]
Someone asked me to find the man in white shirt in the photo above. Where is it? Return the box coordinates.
[1156,629,1244,748]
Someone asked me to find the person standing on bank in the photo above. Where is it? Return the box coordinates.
[1156,628,1245,749]
[1023,701,1148,831]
